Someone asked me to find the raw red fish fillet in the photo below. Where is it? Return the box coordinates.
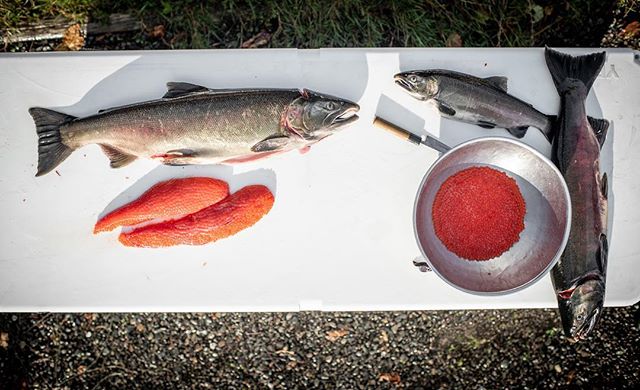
[94,177,229,233]
[119,185,274,248]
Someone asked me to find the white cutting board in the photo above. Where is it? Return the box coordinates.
[0,48,638,312]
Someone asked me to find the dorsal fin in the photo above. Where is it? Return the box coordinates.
[100,144,137,168]
[587,116,609,148]
[483,76,508,92]
[163,82,210,99]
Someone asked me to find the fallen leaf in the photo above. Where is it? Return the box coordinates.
[77,365,87,376]
[566,370,576,384]
[621,21,640,38]
[83,313,95,322]
[57,23,85,51]
[446,32,462,47]
[0,332,8,349]
[241,31,271,48]
[378,372,401,384]
[325,329,348,342]
[275,346,295,356]
[136,323,145,332]
[150,25,166,39]
[379,330,389,343]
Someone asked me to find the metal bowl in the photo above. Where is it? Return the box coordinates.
[413,137,571,295]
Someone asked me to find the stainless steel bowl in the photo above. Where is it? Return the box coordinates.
[413,137,571,295]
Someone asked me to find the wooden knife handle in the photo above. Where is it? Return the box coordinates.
[373,117,422,145]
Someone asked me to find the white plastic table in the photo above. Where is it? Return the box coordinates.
[1,48,638,312]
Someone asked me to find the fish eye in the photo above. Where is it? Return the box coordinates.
[325,102,336,110]
[409,75,418,83]
[576,314,583,321]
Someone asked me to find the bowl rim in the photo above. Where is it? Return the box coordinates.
[412,136,572,296]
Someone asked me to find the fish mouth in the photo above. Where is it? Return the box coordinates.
[394,74,412,91]
[328,106,360,130]
[571,308,600,341]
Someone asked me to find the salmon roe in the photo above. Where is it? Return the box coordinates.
[431,166,526,261]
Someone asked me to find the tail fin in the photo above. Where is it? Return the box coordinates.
[29,107,76,177]
[545,47,606,94]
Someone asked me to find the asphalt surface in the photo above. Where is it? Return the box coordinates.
[1,305,638,389]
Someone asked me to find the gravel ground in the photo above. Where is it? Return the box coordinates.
[1,305,638,389]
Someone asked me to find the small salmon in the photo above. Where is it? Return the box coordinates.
[94,177,229,233]
[394,69,553,140]
[119,185,274,247]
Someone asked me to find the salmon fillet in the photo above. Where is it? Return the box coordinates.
[94,177,229,233]
[119,185,274,247]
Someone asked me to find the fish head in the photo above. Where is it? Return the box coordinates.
[559,277,605,341]
[285,89,360,141]
[394,71,438,100]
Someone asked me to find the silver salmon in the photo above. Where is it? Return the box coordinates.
[545,47,609,341]
[394,69,553,140]
[29,83,360,176]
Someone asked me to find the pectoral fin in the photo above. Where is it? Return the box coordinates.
[100,144,137,168]
[251,136,291,153]
[587,116,609,148]
[507,126,529,138]
[434,100,456,116]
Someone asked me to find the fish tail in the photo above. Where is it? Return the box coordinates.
[545,47,606,94]
[29,107,77,177]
